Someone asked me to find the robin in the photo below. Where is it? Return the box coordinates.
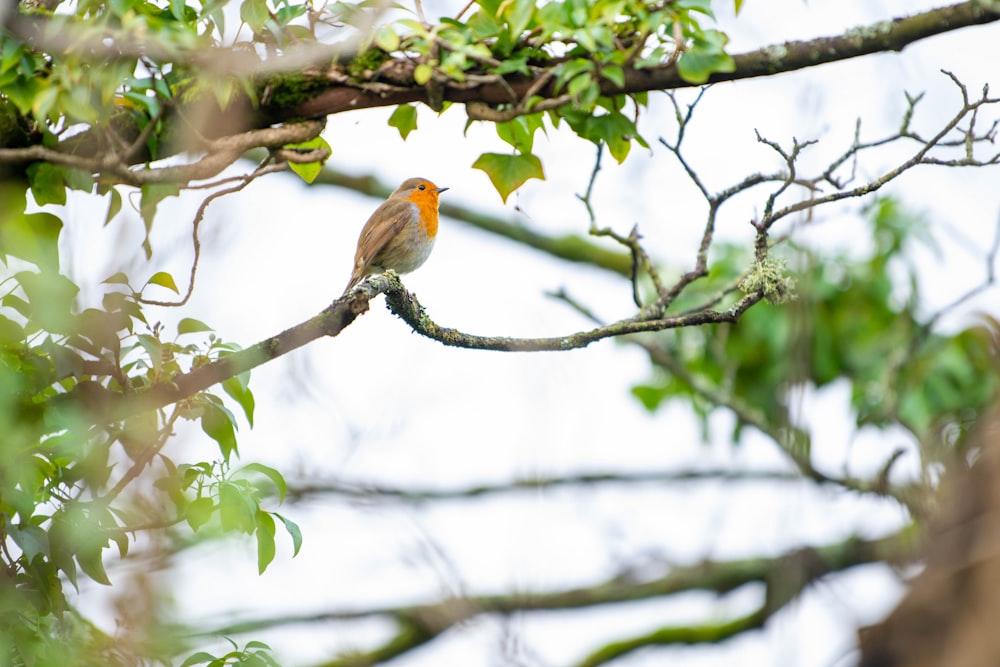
[341,177,449,297]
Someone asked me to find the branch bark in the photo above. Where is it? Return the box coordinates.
[9,2,998,171]
[49,273,763,424]
[206,531,915,667]
[293,2,1000,119]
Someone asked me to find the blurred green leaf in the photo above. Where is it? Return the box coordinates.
[102,272,130,286]
[239,463,285,502]
[187,496,215,531]
[201,400,239,462]
[181,651,219,667]
[139,183,181,260]
[16,270,80,333]
[104,188,122,226]
[275,512,303,557]
[0,211,62,272]
[219,481,257,534]
[27,163,67,207]
[178,317,214,334]
[374,24,400,52]
[9,524,50,562]
[223,373,255,427]
[240,0,269,31]
[255,510,276,574]
[413,63,433,85]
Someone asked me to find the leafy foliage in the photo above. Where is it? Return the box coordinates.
[0,0,737,202]
[633,198,999,458]
[0,182,297,663]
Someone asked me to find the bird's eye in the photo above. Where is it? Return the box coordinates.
[418,184,426,190]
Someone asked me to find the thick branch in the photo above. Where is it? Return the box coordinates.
[286,468,807,503]
[12,1,997,170]
[208,531,914,661]
[0,120,325,186]
[294,2,1000,119]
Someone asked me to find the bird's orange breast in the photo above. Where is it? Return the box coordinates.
[406,191,440,238]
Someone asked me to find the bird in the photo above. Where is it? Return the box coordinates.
[341,177,448,297]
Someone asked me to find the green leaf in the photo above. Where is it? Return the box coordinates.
[472,152,545,203]
[255,511,276,574]
[631,384,666,412]
[286,136,331,185]
[178,317,214,334]
[139,183,181,259]
[677,30,735,84]
[388,104,418,140]
[374,24,400,52]
[4,76,39,116]
[240,0,269,31]
[589,111,643,162]
[186,496,215,531]
[239,463,285,502]
[0,38,24,74]
[63,167,94,193]
[8,524,50,562]
[676,0,715,15]
[76,544,111,586]
[275,512,303,557]
[105,188,122,226]
[0,211,62,272]
[201,401,239,462]
[413,63,433,85]
[495,113,544,153]
[16,270,80,333]
[600,65,625,89]
[219,481,257,534]
[555,59,595,92]
[102,272,130,286]
[147,271,179,294]
[27,162,67,206]
[502,0,535,40]
[181,651,219,667]
[223,373,255,427]
[0,315,24,346]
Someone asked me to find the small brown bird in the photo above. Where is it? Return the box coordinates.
[341,177,448,297]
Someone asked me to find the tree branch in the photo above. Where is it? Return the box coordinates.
[383,278,764,351]
[294,2,1000,119]
[206,531,915,667]
[286,468,809,503]
[11,2,998,172]
[49,273,763,423]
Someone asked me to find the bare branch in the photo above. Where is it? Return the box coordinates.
[139,160,286,308]
[206,531,913,659]
[286,468,810,503]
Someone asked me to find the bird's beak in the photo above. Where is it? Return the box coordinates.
[435,187,450,193]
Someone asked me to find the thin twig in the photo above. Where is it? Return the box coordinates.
[139,159,283,308]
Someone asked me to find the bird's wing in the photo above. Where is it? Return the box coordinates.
[343,199,413,293]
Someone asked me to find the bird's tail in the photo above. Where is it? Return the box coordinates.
[340,271,362,298]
